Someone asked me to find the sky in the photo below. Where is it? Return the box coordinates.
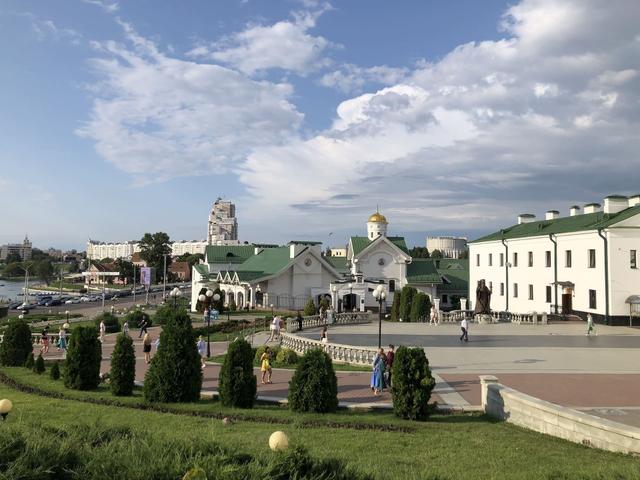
[0,0,639,251]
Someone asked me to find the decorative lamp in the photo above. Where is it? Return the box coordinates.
[0,399,13,421]
[269,430,289,451]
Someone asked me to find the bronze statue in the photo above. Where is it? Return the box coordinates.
[474,279,492,315]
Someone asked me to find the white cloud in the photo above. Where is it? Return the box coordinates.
[319,64,408,93]
[11,12,83,44]
[77,21,302,184]
[235,0,640,233]
[81,0,119,13]
[187,10,332,75]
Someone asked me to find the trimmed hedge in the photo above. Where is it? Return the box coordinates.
[276,348,298,365]
[254,345,280,364]
[391,346,436,420]
[24,352,35,369]
[399,286,417,322]
[94,312,120,334]
[219,339,257,408]
[64,326,102,391]
[110,333,135,396]
[144,310,202,403]
[34,353,45,374]
[50,361,61,380]
[288,349,338,413]
[0,318,32,366]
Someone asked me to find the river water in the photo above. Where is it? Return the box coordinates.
[0,279,41,302]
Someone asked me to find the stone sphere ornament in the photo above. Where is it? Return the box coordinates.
[0,399,13,421]
[269,430,289,451]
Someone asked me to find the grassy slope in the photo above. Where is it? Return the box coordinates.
[1,368,639,480]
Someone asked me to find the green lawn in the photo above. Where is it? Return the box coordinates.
[1,368,639,479]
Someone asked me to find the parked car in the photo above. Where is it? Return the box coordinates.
[65,298,80,305]
[45,299,62,307]
[8,301,23,310]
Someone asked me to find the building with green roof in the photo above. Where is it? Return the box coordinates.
[469,196,640,325]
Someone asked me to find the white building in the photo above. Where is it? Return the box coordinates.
[469,195,640,325]
[208,198,239,245]
[171,240,208,256]
[0,235,32,261]
[329,248,347,257]
[86,240,140,260]
[427,236,468,258]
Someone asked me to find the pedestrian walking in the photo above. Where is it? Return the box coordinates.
[142,332,152,364]
[197,335,206,368]
[268,315,280,342]
[40,327,50,355]
[386,344,395,387]
[430,306,438,325]
[586,313,597,336]
[138,317,148,338]
[460,318,469,342]
[99,319,106,343]
[122,320,130,336]
[370,348,386,395]
[58,327,67,357]
[320,326,328,344]
[260,346,273,384]
[296,310,303,331]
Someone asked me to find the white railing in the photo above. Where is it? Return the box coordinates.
[285,312,371,332]
[0,332,66,345]
[280,332,377,366]
[439,310,474,323]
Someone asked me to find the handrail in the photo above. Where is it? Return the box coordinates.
[285,312,371,332]
[280,332,378,366]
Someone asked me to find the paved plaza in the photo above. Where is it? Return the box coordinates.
[33,320,640,426]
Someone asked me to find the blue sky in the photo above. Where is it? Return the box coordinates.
[1,0,638,251]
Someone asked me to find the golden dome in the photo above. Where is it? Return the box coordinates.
[368,212,388,224]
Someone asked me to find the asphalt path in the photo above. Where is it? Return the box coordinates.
[299,332,640,348]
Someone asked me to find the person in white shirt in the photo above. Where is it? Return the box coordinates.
[460,318,469,342]
[99,320,106,343]
[268,315,280,341]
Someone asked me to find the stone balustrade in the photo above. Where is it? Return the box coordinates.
[280,332,377,366]
[285,312,371,332]
[0,332,66,345]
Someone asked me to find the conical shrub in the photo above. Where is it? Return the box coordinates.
[0,318,32,366]
[34,353,45,374]
[64,326,102,390]
[288,349,338,413]
[219,339,256,408]
[24,352,35,369]
[50,361,61,380]
[110,333,136,396]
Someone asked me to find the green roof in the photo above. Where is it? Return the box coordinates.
[471,205,640,243]
[350,236,409,256]
[288,240,322,245]
[193,264,209,276]
[436,259,469,292]
[406,259,442,285]
[234,247,293,278]
[205,245,256,264]
[326,256,349,274]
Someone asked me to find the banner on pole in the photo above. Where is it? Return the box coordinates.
[140,267,152,286]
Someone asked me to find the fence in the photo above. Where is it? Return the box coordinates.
[280,333,377,366]
[285,312,371,332]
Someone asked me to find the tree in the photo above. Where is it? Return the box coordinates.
[24,352,35,369]
[430,249,443,259]
[399,286,417,322]
[319,297,330,311]
[391,347,436,420]
[459,249,469,259]
[36,260,54,285]
[100,257,114,264]
[94,312,120,333]
[50,361,61,380]
[2,262,23,277]
[390,292,401,321]
[110,334,136,396]
[410,292,431,322]
[303,298,316,316]
[409,247,430,258]
[218,339,257,408]
[177,253,204,269]
[144,310,202,403]
[5,252,21,263]
[68,260,80,273]
[114,258,134,284]
[64,326,102,390]
[289,349,338,413]
[0,318,32,366]
[34,353,45,374]
[139,232,172,283]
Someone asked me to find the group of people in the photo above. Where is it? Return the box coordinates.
[370,345,395,395]
[268,315,285,341]
[39,325,67,357]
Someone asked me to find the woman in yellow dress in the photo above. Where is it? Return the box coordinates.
[261,347,272,384]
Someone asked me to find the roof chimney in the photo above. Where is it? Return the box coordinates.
[569,205,581,216]
[517,214,536,224]
[604,195,628,214]
[545,210,560,221]
[628,194,640,208]
[583,203,602,214]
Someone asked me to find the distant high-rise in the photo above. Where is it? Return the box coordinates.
[426,236,468,258]
[0,235,32,261]
[208,198,238,245]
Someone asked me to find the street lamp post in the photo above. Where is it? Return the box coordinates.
[348,283,353,312]
[198,289,219,358]
[65,310,69,322]
[163,253,169,302]
[372,285,387,349]
[331,285,337,312]
[169,287,181,308]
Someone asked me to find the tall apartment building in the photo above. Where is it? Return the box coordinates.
[469,195,640,325]
[427,236,468,258]
[0,235,32,261]
[208,198,238,245]
[86,240,140,260]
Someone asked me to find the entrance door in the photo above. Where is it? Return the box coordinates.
[561,294,572,314]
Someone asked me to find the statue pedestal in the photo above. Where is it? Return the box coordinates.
[475,314,493,324]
